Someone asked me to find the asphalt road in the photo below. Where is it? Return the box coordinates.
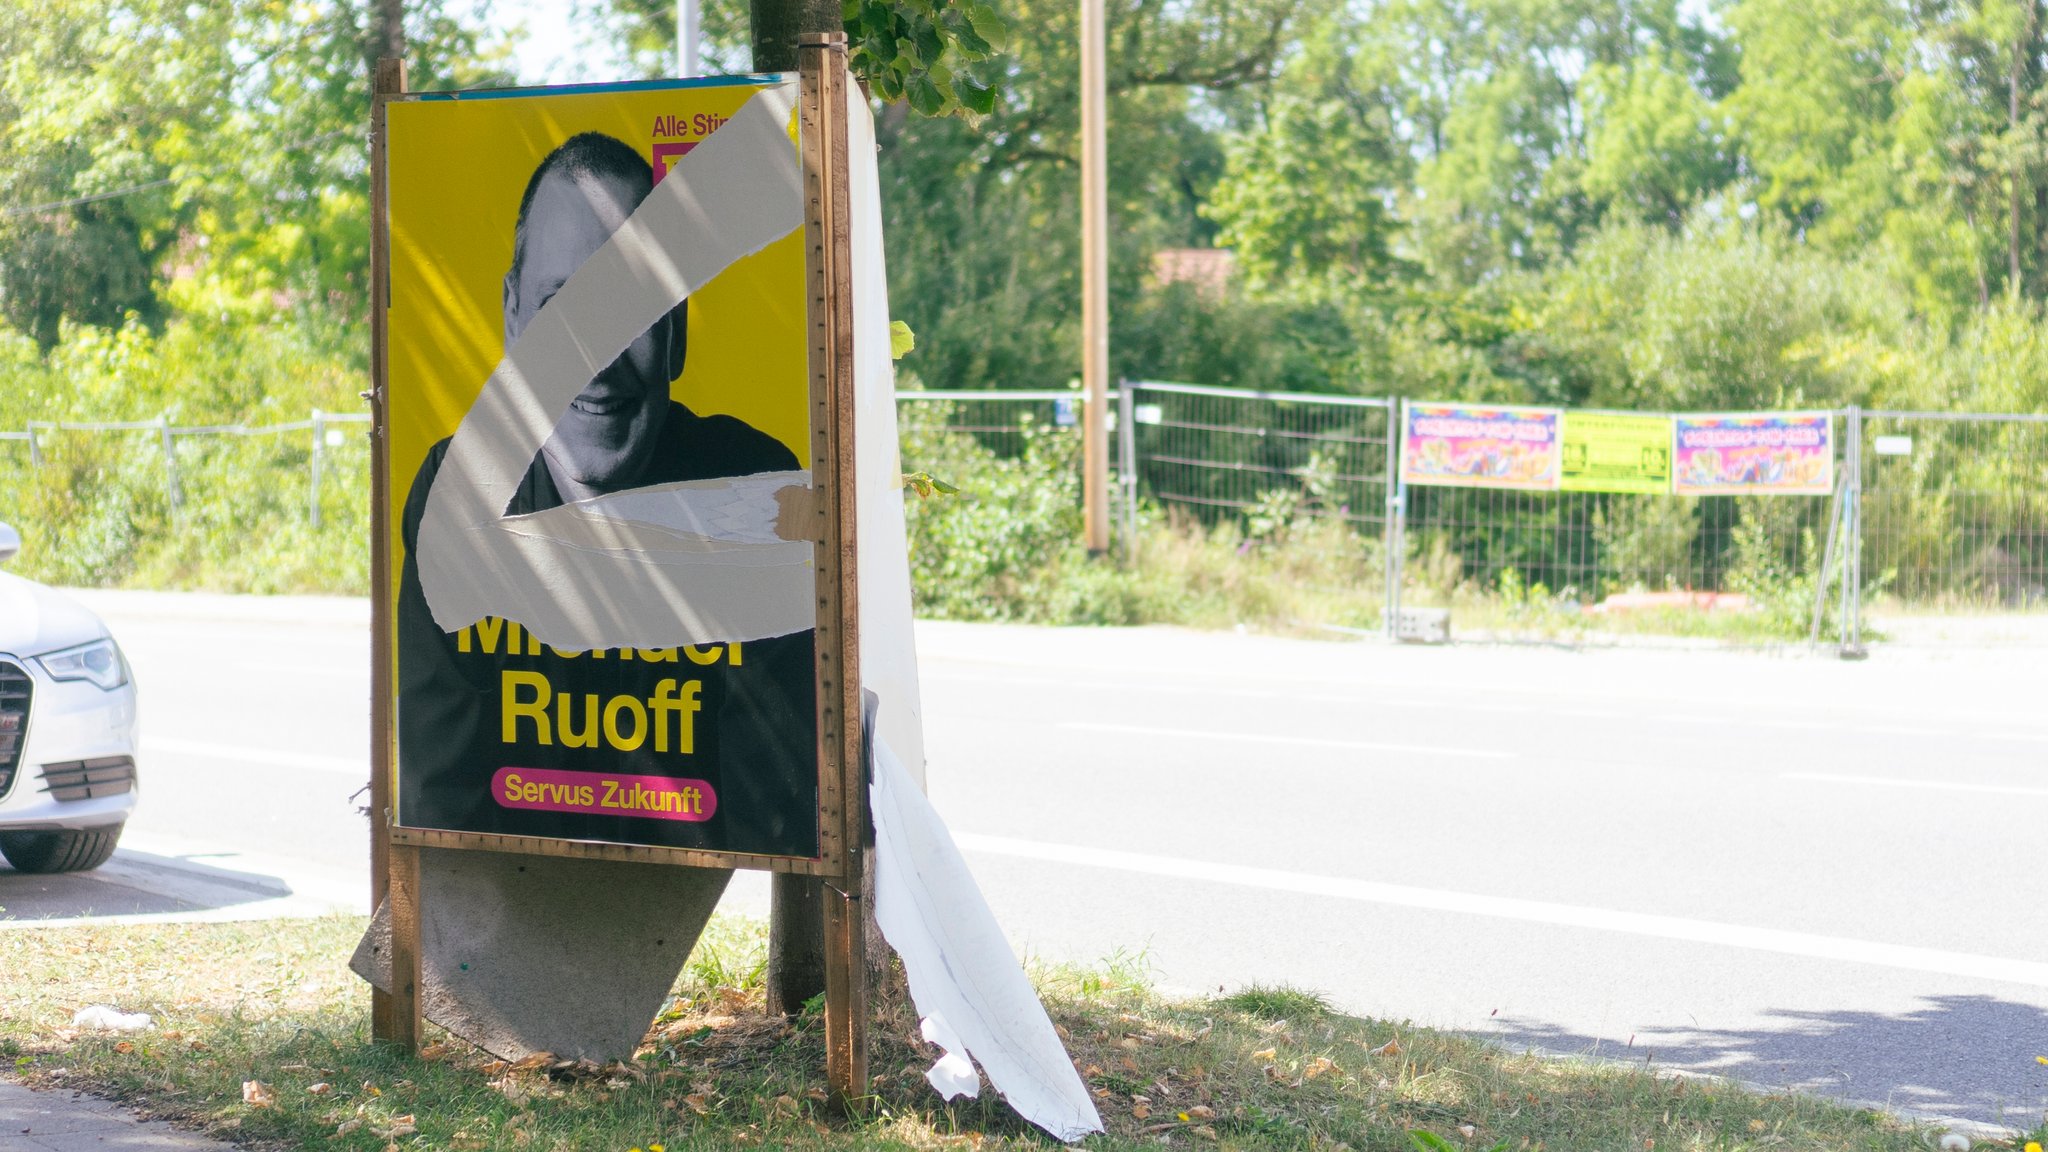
[9,590,2044,1131]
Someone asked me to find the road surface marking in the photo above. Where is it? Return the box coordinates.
[235,660,369,678]
[1058,722,1513,759]
[146,737,365,778]
[1783,772,2048,798]
[1653,714,2048,743]
[938,671,2025,735]
[930,666,2048,734]
[953,833,2048,988]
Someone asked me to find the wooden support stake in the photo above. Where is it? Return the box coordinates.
[799,33,869,1110]
[368,53,420,1052]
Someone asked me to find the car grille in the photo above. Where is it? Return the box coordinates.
[39,756,136,802]
[0,661,27,799]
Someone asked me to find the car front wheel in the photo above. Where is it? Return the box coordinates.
[0,824,124,873]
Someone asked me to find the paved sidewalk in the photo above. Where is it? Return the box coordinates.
[0,1081,233,1152]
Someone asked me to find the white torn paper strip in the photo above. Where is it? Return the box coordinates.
[843,71,1089,1138]
[415,81,814,653]
[845,73,927,787]
[871,734,1105,1143]
[509,470,813,554]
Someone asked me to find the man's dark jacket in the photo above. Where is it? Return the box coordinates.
[396,401,818,857]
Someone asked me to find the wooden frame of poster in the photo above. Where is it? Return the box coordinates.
[364,40,870,1101]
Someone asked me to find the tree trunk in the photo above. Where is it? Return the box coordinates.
[2010,1,2037,294]
[364,0,405,79]
[753,0,849,1017]
[766,872,829,1014]
[749,0,843,71]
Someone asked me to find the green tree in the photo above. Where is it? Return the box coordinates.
[1581,46,1734,225]
[0,1,509,352]
[1203,18,1408,298]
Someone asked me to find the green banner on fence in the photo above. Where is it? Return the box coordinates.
[1560,412,1673,494]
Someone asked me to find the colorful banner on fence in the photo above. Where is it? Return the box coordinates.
[1560,412,1673,495]
[1401,403,1562,491]
[1672,411,1834,496]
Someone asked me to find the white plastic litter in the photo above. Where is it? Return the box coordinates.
[72,1005,152,1032]
[871,735,1103,1143]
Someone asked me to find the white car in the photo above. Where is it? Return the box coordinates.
[0,522,138,873]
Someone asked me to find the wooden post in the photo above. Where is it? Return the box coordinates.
[1080,0,1109,554]
[799,33,869,1109]
[368,53,420,1053]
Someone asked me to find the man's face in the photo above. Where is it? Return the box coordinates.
[507,168,672,495]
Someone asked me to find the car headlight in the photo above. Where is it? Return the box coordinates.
[35,638,129,691]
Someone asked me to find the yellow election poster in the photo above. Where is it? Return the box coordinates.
[1560,412,1673,495]
[383,76,820,860]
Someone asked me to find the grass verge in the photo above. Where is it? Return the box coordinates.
[0,915,2032,1151]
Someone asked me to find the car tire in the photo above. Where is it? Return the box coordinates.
[0,824,124,874]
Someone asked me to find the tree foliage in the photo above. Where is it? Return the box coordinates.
[0,1,509,350]
[8,0,2048,424]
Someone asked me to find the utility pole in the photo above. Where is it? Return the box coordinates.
[678,0,700,75]
[1080,0,1109,554]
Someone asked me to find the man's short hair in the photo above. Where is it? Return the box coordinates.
[508,132,655,284]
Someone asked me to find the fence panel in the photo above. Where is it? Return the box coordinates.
[1125,381,1395,631]
[1127,382,1392,531]
[1397,486,1832,604]
[1859,411,2048,644]
[1390,407,1849,646]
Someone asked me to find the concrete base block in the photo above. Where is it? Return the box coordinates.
[351,848,730,1062]
[1394,606,1452,644]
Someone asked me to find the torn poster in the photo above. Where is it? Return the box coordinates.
[872,734,1105,1143]
[842,80,1093,1140]
[412,79,815,655]
[386,75,821,856]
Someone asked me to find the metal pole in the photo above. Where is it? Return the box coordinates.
[1386,398,1408,638]
[1809,469,1846,650]
[1843,407,1859,651]
[158,415,180,519]
[1847,406,1864,654]
[1079,0,1109,554]
[310,408,325,530]
[1382,397,1399,638]
[678,0,700,75]
[1118,380,1137,564]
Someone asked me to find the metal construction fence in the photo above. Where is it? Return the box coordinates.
[891,386,2048,648]
[2,390,2042,647]
[0,410,373,530]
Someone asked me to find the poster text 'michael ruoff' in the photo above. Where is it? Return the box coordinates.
[453,617,745,757]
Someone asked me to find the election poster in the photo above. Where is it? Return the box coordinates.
[1401,402,1562,491]
[1672,411,1834,496]
[1560,412,1673,494]
[383,77,821,859]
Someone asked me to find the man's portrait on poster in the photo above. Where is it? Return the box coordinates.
[395,130,819,857]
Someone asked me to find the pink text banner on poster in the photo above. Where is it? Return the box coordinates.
[1401,403,1562,491]
[1672,411,1834,496]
